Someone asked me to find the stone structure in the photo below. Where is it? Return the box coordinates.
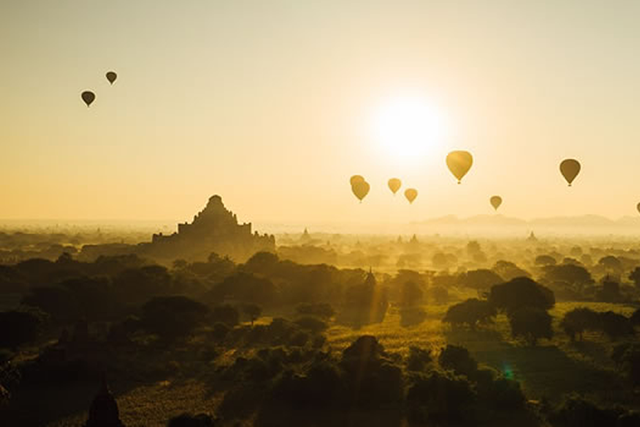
[80,195,275,262]
[84,376,125,427]
[144,195,275,261]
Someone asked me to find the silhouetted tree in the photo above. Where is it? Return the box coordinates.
[508,307,553,346]
[443,298,496,329]
[141,296,209,342]
[241,304,261,325]
[560,307,600,341]
[628,267,640,289]
[0,310,46,349]
[489,277,555,314]
[492,260,530,281]
[406,346,432,371]
[295,302,335,319]
[398,280,424,306]
[438,345,478,377]
[535,254,557,267]
[460,269,503,291]
[210,305,240,327]
[598,311,634,340]
[406,370,476,424]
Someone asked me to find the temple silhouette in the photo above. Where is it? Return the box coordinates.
[81,195,275,262]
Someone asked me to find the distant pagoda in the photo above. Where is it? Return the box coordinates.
[84,376,125,427]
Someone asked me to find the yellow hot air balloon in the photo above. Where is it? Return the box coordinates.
[490,196,502,211]
[106,71,118,85]
[350,175,365,186]
[388,178,402,195]
[560,159,581,186]
[404,188,418,204]
[636,203,640,215]
[352,180,370,202]
[81,91,95,107]
[446,151,473,184]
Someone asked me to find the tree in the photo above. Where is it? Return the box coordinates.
[438,345,478,377]
[0,310,45,349]
[141,296,209,342]
[598,311,634,340]
[560,307,600,341]
[443,298,496,329]
[628,267,640,289]
[294,316,328,333]
[508,307,553,346]
[596,277,622,303]
[535,255,557,267]
[492,260,530,281]
[489,277,555,315]
[542,264,593,288]
[295,303,335,319]
[241,304,262,326]
[459,269,503,291]
[398,280,424,306]
[210,305,240,327]
[406,370,476,424]
[406,346,432,371]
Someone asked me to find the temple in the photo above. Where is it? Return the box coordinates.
[84,376,125,427]
[144,195,275,261]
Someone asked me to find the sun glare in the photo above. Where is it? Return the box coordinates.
[371,95,449,164]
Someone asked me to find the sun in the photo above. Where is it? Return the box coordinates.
[371,94,449,164]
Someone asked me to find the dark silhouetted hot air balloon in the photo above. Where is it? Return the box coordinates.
[637,203,640,215]
[350,175,365,186]
[81,91,95,107]
[106,71,117,85]
[388,178,401,195]
[490,196,502,211]
[404,188,418,204]
[560,159,581,186]
[352,180,370,202]
[446,151,473,184]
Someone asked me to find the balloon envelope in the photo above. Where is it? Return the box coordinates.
[404,188,418,204]
[446,151,473,183]
[350,175,365,186]
[637,203,640,215]
[388,178,402,195]
[560,159,581,186]
[351,180,370,202]
[490,196,502,211]
[106,71,117,84]
[81,91,95,107]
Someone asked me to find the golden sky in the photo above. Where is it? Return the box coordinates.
[2,1,640,226]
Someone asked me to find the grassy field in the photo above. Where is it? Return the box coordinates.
[35,300,640,426]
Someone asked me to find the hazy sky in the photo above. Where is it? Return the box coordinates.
[2,0,640,227]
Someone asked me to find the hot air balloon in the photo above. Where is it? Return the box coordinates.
[106,71,117,85]
[81,91,95,107]
[637,203,640,215]
[404,188,418,204]
[350,175,365,186]
[490,196,502,211]
[352,180,370,202]
[388,178,401,195]
[446,151,473,184]
[560,159,581,186]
